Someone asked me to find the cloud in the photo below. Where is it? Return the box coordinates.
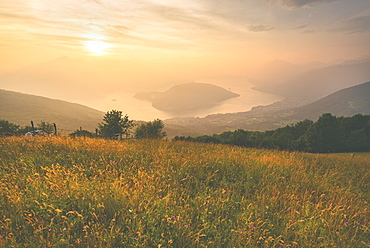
[303,29,316,33]
[247,24,275,32]
[262,0,339,9]
[334,15,370,33]
[148,4,215,30]
[0,11,41,23]
[295,24,307,29]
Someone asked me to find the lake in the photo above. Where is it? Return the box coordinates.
[87,79,282,121]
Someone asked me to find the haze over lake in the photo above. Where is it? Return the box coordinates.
[1,0,369,125]
[90,80,282,121]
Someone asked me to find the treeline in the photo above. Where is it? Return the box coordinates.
[0,120,56,137]
[174,113,370,153]
[0,110,166,139]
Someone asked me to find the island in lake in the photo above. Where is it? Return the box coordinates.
[134,82,240,113]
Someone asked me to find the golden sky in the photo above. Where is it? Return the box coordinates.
[1,0,370,120]
[1,0,370,74]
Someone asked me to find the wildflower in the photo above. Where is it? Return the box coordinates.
[170,216,178,221]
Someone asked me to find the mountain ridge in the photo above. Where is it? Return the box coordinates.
[2,81,370,137]
[163,81,370,137]
[0,89,104,133]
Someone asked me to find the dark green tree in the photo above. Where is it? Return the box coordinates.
[173,114,370,153]
[135,119,166,139]
[36,121,55,134]
[305,113,345,152]
[69,129,95,138]
[98,110,135,139]
[347,129,368,152]
[0,120,20,136]
[270,126,295,150]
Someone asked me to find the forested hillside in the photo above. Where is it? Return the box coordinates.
[175,113,370,153]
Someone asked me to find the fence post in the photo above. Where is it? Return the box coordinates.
[31,121,35,135]
[53,123,57,136]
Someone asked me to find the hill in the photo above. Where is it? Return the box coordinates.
[1,137,368,247]
[0,89,104,133]
[134,82,239,113]
[249,59,325,88]
[289,81,370,120]
[254,59,370,105]
[164,82,370,136]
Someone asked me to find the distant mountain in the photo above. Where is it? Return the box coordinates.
[256,60,370,105]
[0,89,104,133]
[134,82,239,113]
[164,82,370,136]
[288,81,370,120]
[249,60,325,87]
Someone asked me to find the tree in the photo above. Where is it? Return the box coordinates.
[98,110,135,139]
[306,113,345,153]
[347,129,368,152]
[36,121,55,134]
[0,120,19,136]
[69,129,95,138]
[135,119,166,139]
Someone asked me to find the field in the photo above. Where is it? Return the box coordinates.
[333,152,370,159]
[0,137,369,247]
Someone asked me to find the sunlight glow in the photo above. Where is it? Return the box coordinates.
[84,40,112,55]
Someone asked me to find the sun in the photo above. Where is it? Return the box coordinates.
[84,40,112,55]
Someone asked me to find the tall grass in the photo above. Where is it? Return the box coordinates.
[0,136,369,247]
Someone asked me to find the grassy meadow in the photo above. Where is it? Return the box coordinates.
[333,152,370,159]
[0,137,369,247]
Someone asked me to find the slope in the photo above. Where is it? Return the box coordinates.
[259,60,370,104]
[0,89,104,132]
[1,137,369,247]
[164,82,370,136]
[289,81,370,120]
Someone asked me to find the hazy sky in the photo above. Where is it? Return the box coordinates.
[1,0,370,74]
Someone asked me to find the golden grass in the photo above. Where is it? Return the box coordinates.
[0,136,369,247]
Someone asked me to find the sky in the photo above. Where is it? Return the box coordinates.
[0,0,370,120]
[1,0,370,73]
